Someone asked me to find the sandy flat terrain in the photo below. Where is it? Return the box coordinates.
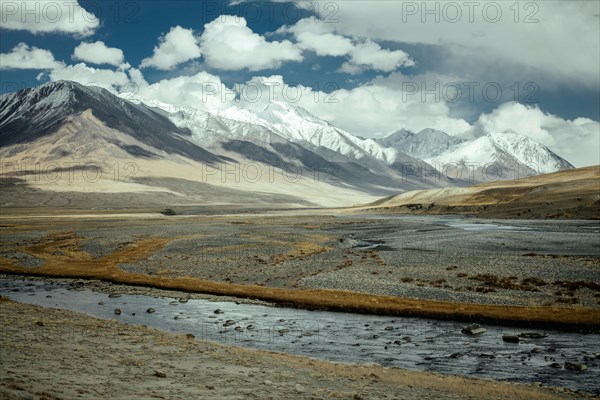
[0,297,586,400]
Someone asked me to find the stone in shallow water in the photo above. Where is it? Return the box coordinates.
[531,347,544,354]
[146,308,155,314]
[462,324,486,335]
[564,362,587,371]
[114,308,121,315]
[502,335,520,343]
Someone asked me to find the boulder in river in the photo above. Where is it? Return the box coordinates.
[223,319,236,327]
[114,308,121,315]
[502,335,520,343]
[146,308,156,314]
[564,362,587,371]
[531,347,544,354]
[462,324,486,335]
[214,309,224,314]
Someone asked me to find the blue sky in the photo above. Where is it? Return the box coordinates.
[1,1,599,165]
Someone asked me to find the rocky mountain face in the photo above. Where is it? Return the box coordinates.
[0,81,574,207]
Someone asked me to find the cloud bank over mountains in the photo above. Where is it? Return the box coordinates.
[1,0,598,167]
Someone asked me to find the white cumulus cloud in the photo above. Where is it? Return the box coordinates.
[341,40,414,74]
[310,1,600,87]
[73,41,126,68]
[133,70,234,112]
[199,16,303,71]
[140,26,202,70]
[49,62,130,90]
[0,43,64,70]
[278,17,413,74]
[0,0,99,37]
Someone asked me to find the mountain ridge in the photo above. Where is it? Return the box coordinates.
[0,81,576,208]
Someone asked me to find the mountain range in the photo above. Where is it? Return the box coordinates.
[0,81,574,208]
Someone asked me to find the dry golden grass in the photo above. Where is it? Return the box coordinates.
[1,232,599,330]
[357,165,600,219]
[274,354,572,400]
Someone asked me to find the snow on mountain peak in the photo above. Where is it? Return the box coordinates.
[1,81,574,178]
[487,132,573,173]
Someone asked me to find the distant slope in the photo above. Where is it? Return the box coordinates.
[355,165,600,219]
[376,128,574,180]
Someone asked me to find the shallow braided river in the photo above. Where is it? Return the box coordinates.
[1,278,598,394]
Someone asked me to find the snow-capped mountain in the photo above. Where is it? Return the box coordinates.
[167,100,437,195]
[0,81,444,208]
[217,101,401,165]
[0,81,223,163]
[0,80,575,209]
[376,127,573,179]
[483,132,574,174]
[124,85,573,180]
[376,128,466,159]
[426,132,573,176]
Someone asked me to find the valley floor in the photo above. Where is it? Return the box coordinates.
[1,210,599,398]
[0,211,599,328]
